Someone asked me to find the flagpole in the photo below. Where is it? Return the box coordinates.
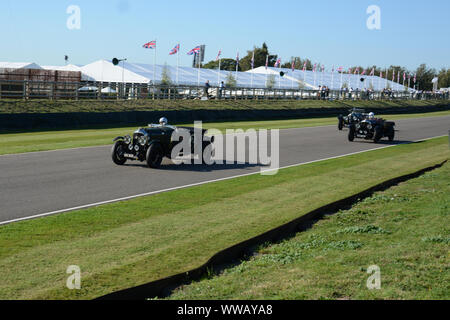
[340,69,343,89]
[331,66,334,90]
[178,45,180,85]
[217,57,221,86]
[153,40,157,85]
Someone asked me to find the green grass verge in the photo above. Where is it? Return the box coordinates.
[1,110,449,155]
[168,161,450,300]
[0,99,448,114]
[0,137,448,300]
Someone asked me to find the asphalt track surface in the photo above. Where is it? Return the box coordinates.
[0,116,449,224]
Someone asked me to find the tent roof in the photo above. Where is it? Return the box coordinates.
[0,62,42,70]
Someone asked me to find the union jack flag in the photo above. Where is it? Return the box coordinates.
[291,59,295,71]
[369,68,375,76]
[143,41,156,49]
[216,50,222,61]
[274,58,281,68]
[361,69,366,76]
[187,46,201,55]
[169,44,180,55]
[303,62,307,72]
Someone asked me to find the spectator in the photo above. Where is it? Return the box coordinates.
[219,81,225,99]
[204,80,211,98]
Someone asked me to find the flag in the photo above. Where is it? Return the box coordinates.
[169,44,180,55]
[361,69,366,76]
[313,63,317,72]
[291,59,295,72]
[303,62,307,72]
[354,67,359,75]
[403,72,406,81]
[236,52,240,66]
[216,50,222,61]
[187,46,201,55]
[369,68,375,76]
[251,51,255,69]
[392,71,395,82]
[143,41,156,49]
[413,74,416,83]
[274,58,281,68]
[265,55,269,70]
[337,66,343,72]
[397,71,400,83]
[380,71,383,78]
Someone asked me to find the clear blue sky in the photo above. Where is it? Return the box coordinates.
[0,0,449,71]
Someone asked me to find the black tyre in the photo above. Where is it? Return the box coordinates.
[348,125,355,142]
[338,118,344,131]
[387,128,395,142]
[112,141,127,165]
[202,142,213,165]
[146,143,164,168]
[374,126,383,143]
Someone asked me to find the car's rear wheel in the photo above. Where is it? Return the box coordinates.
[112,141,127,165]
[146,143,163,168]
[348,125,355,142]
[387,128,395,142]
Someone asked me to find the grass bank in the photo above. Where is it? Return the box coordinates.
[1,110,449,155]
[0,99,448,114]
[169,161,450,300]
[0,137,447,299]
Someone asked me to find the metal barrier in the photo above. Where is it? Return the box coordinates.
[0,79,448,101]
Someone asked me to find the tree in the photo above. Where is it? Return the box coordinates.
[281,57,314,71]
[160,64,172,86]
[226,72,237,87]
[203,58,238,71]
[438,68,450,89]
[238,43,278,71]
[415,64,436,91]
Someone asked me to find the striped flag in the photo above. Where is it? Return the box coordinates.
[303,62,307,72]
[403,72,406,81]
[187,46,201,55]
[361,69,366,76]
[369,68,375,76]
[291,59,295,72]
[313,63,317,72]
[169,44,180,55]
[143,40,156,49]
[216,50,222,61]
[274,58,281,68]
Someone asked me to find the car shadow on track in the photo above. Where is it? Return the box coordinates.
[123,160,266,172]
[350,139,419,146]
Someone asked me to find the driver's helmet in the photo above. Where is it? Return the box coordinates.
[368,112,375,120]
[159,117,168,126]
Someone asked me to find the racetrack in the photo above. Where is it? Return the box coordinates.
[0,115,449,224]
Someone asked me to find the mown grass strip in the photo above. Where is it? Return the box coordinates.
[168,161,450,300]
[0,137,448,299]
[1,110,449,155]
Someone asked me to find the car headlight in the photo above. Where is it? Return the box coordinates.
[134,145,140,152]
[124,135,132,144]
[367,124,372,130]
[138,136,147,146]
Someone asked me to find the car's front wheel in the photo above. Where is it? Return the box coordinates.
[374,126,383,143]
[146,143,163,168]
[112,141,127,165]
[348,125,355,142]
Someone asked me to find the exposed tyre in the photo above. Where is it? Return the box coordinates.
[202,142,213,165]
[112,141,127,165]
[387,128,395,142]
[374,126,383,143]
[348,125,355,142]
[338,118,344,131]
[146,143,163,168]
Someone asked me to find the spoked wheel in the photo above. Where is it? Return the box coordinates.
[112,141,127,165]
[146,143,163,168]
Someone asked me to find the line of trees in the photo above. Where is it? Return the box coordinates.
[202,43,449,91]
